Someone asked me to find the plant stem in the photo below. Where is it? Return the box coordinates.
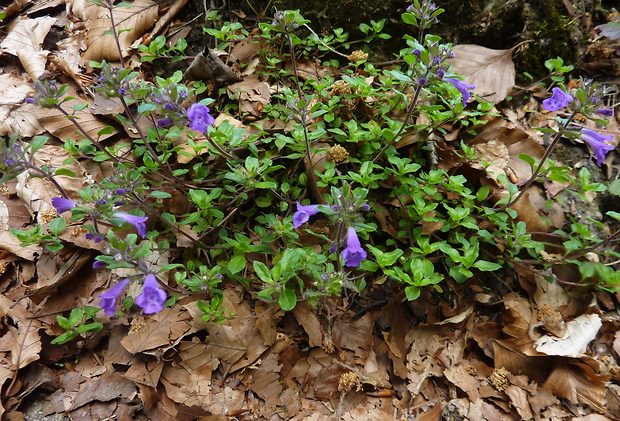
[494,110,577,210]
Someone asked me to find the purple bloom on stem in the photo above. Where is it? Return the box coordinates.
[157,118,173,128]
[445,78,475,106]
[135,274,167,314]
[98,278,130,316]
[293,202,320,228]
[93,260,107,269]
[581,128,615,166]
[342,226,367,267]
[113,212,148,238]
[52,197,76,213]
[542,87,573,112]
[596,108,614,116]
[187,103,215,133]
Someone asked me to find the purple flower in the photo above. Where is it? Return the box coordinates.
[52,197,76,213]
[437,69,445,78]
[187,103,215,133]
[98,278,130,316]
[115,188,127,195]
[93,260,107,269]
[542,87,573,112]
[293,202,320,228]
[157,118,173,128]
[135,274,167,314]
[581,129,615,166]
[113,212,148,238]
[342,226,367,267]
[596,108,614,116]
[445,78,475,107]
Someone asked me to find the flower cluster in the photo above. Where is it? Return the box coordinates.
[0,135,28,181]
[405,0,441,30]
[95,62,136,98]
[51,190,149,240]
[150,84,191,128]
[28,79,68,109]
[292,200,369,268]
[98,274,167,316]
[541,83,616,166]
[187,103,215,133]
[581,129,614,166]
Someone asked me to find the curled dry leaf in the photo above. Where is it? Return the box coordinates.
[448,44,516,104]
[534,314,602,357]
[0,16,56,80]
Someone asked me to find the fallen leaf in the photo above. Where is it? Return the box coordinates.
[0,16,56,79]
[449,44,516,104]
[534,314,602,357]
[82,0,159,62]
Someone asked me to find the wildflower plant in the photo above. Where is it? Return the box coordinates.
[6,0,620,346]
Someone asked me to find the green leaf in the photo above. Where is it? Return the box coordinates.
[404,285,420,301]
[472,260,502,271]
[55,168,76,178]
[48,218,66,236]
[253,261,272,283]
[149,190,172,199]
[278,288,297,311]
[228,255,246,274]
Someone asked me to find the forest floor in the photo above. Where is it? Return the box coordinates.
[2,1,620,420]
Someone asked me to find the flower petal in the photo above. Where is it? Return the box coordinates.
[52,197,76,213]
[135,274,167,314]
[98,278,130,316]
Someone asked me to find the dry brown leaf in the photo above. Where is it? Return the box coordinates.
[443,364,481,401]
[449,44,516,104]
[332,313,373,359]
[122,358,164,388]
[226,74,271,117]
[66,372,136,411]
[505,385,534,420]
[0,16,56,80]
[0,295,41,369]
[37,91,119,144]
[82,0,159,62]
[120,307,195,354]
[292,301,323,348]
[543,359,609,412]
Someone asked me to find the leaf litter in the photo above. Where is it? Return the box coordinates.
[0,2,619,421]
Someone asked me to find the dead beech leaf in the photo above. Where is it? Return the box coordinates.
[0,16,56,80]
[534,314,602,357]
[82,0,158,62]
[543,359,609,412]
[449,44,516,104]
[120,308,194,354]
[0,295,41,369]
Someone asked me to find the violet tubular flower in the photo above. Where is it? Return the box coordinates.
[52,197,76,213]
[187,103,215,133]
[113,212,148,238]
[98,278,130,316]
[135,274,167,314]
[342,226,367,268]
[293,202,320,228]
[445,78,475,107]
[581,128,615,166]
[542,87,573,112]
